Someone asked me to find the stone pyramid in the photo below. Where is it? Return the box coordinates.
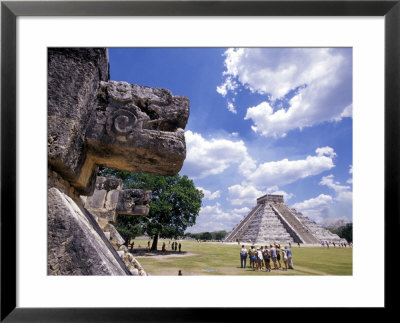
[225,194,346,245]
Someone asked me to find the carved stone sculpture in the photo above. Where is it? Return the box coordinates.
[82,176,151,226]
[48,48,189,275]
[48,49,189,196]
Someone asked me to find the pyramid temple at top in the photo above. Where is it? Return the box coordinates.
[225,194,347,245]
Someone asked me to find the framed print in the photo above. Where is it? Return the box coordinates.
[1,0,399,321]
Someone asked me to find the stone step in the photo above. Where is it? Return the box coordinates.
[104,231,111,241]
[226,196,347,245]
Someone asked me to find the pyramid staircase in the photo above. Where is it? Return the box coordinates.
[290,209,346,243]
[224,204,262,242]
[272,203,319,244]
[225,194,346,245]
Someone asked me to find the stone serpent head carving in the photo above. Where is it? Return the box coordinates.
[83,176,151,228]
[48,49,189,195]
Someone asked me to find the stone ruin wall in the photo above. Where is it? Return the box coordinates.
[47,48,189,275]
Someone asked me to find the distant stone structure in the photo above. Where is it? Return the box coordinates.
[225,194,346,245]
[48,48,189,275]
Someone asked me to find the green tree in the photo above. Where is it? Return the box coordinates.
[200,232,212,240]
[99,169,204,250]
[327,222,353,243]
[337,223,352,243]
[214,230,228,241]
[114,214,143,248]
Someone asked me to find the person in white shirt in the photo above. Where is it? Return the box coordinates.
[270,245,278,270]
[281,248,288,271]
[257,248,263,270]
[240,245,248,268]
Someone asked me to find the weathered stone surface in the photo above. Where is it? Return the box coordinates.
[104,223,125,247]
[83,176,152,226]
[119,245,128,252]
[48,48,109,195]
[48,48,187,276]
[48,187,130,275]
[48,49,189,195]
[116,189,151,216]
[123,252,147,276]
[83,81,189,192]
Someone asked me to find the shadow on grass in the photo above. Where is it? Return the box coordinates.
[129,248,188,257]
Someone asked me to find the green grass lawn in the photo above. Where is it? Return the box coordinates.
[131,239,352,276]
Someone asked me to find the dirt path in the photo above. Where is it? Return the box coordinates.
[131,249,197,260]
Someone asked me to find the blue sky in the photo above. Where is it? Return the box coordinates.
[109,48,353,233]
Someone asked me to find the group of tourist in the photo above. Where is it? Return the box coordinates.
[240,243,294,272]
[321,241,351,248]
[170,241,182,251]
[161,241,181,252]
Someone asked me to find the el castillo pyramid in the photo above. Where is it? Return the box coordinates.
[225,194,347,245]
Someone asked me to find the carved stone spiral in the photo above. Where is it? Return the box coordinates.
[106,109,138,142]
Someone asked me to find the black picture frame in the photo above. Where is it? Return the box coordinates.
[1,0,398,321]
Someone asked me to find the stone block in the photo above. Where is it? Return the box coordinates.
[116,189,151,216]
[104,223,125,247]
[86,189,107,209]
[48,187,129,275]
[105,190,120,210]
[48,48,109,195]
[84,177,152,225]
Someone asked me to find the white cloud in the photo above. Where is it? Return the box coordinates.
[347,164,353,184]
[200,203,237,221]
[336,191,353,204]
[241,147,336,187]
[334,104,353,121]
[228,183,294,206]
[320,174,352,205]
[319,174,350,192]
[188,203,245,233]
[293,194,333,211]
[232,207,251,214]
[216,76,239,97]
[292,194,334,224]
[227,101,237,114]
[316,146,337,159]
[218,48,352,136]
[197,187,221,200]
[268,190,294,202]
[291,173,352,226]
[228,183,266,206]
[182,130,252,179]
